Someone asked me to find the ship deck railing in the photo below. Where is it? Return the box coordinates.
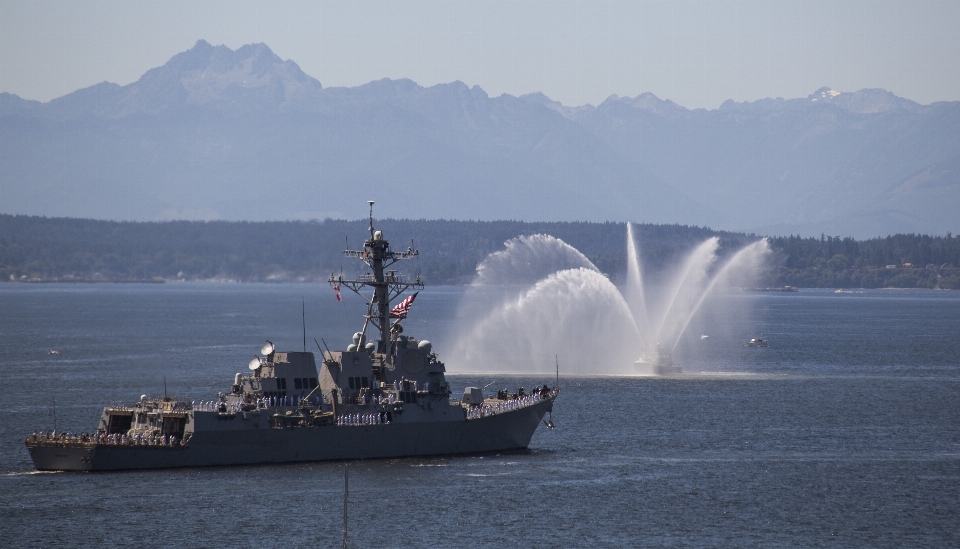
[465,389,555,420]
[25,432,186,449]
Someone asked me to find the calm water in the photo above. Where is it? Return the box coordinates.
[1,284,958,548]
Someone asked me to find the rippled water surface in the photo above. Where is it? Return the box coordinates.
[1,284,958,548]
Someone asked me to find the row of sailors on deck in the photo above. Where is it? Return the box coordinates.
[29,430,183,447]
[254,395,321,409]
[192,395,323,413]
[193,400,223,412]
[392,379,429,392]
[30,430,86,442]
[337,412,390,426]
[354,393,409,406]
[98,432,179,446]
[466,392,543,420]
[194,400,242,413]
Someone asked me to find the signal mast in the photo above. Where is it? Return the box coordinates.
[329,201,423,357]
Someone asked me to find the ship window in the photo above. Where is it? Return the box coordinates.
[294,378,303,390]
[348,377,355,389]
[310,378,318,388]
[279,378,287,390]
[361,377,369,388]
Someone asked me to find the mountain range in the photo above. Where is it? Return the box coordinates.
[1,39,957,238]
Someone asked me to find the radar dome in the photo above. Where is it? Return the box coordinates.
[260,341,275,356]
[365,342,375,351]
[248,357,261,370]
[418,340,432,354]
[346,344,358,352]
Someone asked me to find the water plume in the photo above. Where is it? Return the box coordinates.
[451,268,641,375]
[650,236,719,347]
[474,234,597,286]
[624,223,650,341]
[450,229,769,375]
[667,239,770,351]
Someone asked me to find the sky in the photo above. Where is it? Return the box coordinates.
[1,0,959,110]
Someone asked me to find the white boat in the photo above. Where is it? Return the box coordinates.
[634,344,682,375]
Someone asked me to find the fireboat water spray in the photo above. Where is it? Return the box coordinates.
[452,225,769,376]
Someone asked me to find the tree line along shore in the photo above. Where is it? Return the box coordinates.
[1,215,958,289]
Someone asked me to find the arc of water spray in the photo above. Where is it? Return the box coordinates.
[669,239,770,351]
[625,223,650,341]
[654,237,719,342]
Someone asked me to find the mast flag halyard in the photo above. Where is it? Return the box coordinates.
[329,202,423,354]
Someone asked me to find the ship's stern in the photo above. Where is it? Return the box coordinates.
[25,440,96,472]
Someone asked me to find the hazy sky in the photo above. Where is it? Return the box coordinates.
[2,0,958,109]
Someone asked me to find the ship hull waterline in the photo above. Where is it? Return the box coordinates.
[26,395,555,472]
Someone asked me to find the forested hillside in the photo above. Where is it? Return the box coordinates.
[1,215,957,288]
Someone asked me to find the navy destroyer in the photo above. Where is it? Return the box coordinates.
[25,203,558,471]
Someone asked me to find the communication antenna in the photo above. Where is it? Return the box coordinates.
[342,464,349,549]
[556,355,560,388]
[261,340,275,356]
[52,397,57,434]
[318,337,335,362]
[302,298,306,353]
[248,356,262,371]
[164,376,167,400]
[313,338,327,360]
[367,200,375,238]
[413,238,420,276]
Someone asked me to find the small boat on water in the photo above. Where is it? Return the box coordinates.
[745,337,768,348]
[834,289,853,294]
[634,343,682,376]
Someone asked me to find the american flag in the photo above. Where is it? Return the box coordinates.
[390,292,418,319]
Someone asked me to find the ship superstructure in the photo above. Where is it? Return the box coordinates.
[25,203,557,471]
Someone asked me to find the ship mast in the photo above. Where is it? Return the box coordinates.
[329,201,423,355]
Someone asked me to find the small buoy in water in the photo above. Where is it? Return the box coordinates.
[49,349,58,354]
[700,334,709,340]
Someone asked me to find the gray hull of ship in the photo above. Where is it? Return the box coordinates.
[27,397,553,472]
